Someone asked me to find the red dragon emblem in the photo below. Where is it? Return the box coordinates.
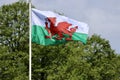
[45,17,78,40]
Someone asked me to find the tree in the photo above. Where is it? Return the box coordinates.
[32,34,120,80]
[85,35,120,80]
[0,2,29,80]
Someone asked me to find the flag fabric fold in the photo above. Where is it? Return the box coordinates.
[32,8,89,45]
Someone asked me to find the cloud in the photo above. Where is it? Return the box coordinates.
[84,7,120,53]
[85,8,120,33]
[32,0,88,16]
[0,0,19,7]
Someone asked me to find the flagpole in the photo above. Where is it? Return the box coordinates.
[29,0,32,80]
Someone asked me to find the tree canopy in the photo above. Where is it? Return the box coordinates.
[0,2,29,80]
[32,35,120,80]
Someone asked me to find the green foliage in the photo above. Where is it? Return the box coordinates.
[32,35,120,80]
[0,2,29,52]
[0,2,29,80]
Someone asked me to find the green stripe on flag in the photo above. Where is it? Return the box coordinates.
[72,32,88,44]
[32,25,66,45]
[32,25,48,45]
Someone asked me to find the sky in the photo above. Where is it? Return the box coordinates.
[0,0,120,53]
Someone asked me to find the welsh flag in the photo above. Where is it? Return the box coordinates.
[32,8,89,45]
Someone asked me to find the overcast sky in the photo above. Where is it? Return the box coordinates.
[0,0,120,53]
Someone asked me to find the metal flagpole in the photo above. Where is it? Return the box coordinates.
[29,0,32,80]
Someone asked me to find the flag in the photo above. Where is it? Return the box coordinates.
[32,8,89,45]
